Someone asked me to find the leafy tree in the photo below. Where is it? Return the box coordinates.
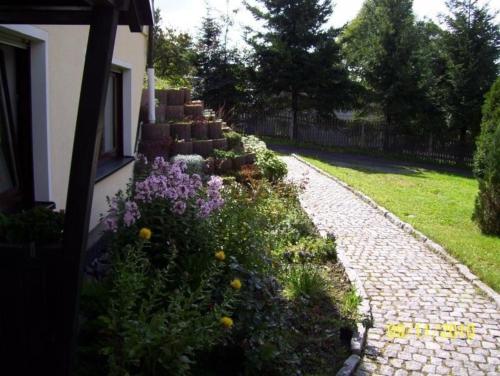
[153,9,195,87]
[193,5,248,119]
[412,20,449,137]
[442,0,500,159]
[473,77,500,235]
[342,0,422,140]
[247,0,355,139]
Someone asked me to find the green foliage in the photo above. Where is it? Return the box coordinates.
[80,244,236,376]
[255,149,288,183]
[170,154,205,175]
[203,179,323,373]
[283,264,326,300]
[223,260,299,373]
[193,6,248,116]
[154,77,183,90]
[341,288,362,317]
[247,0,355,138]
[80,149,356,375]
[340,1,494,139]
[224,130,242,150]
[153,9,194,87]
[411,20,449,135]
[78,165,239,375]
[341,0,423,133]
[213,149,237,160]
[473,77,500,235]
[442,0,500,143]
[0,206,64,244]
[213,180,315,269]
[242,135,267,154]
[281,236,337,264]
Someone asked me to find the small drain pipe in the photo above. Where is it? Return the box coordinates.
[147,0,156,124]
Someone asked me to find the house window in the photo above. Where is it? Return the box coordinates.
[99,71,123,163]
[0,42,32,211]
[0,52,16,196]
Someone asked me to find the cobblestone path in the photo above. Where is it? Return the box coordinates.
[283,156,500,376]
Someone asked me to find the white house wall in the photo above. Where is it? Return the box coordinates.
[36,25,147,229]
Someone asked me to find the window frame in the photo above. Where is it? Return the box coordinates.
[0,45,33,211]
[98,70,123,163]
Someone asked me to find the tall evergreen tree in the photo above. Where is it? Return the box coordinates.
[193,6,247,118]
[342,0,422,139]
[473,77,500,234]
[412,20,448,137]
[247,0,354,139]
[442,0,500,159]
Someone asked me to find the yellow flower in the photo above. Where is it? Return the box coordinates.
[230,278,242,290]
[215,250,226,261]
[220,316,234,328]
[139,227,152,240]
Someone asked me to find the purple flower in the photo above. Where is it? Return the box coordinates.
[104,217,118,232]
[107,155,227,230]
[172,201,187,215]
[123,200,140,227]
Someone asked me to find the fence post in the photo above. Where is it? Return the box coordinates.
[360,123,366,148]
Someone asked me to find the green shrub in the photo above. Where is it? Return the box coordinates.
[170,154,205,175]
[224,131,242,150]
[473,77,500,235]
[216,260,300,374]
[255,150,288,183]
[281,236,337,264]
[283,264,326,300]
[341,288,362,317]
[0,206,64,244]
[242,135,267,154]
[213,149,237,159]
[79,244,237,376]
[214,180,315,262]
[241,135,288,183]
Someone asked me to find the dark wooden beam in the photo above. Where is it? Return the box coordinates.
[59,5,119,375]
[126,0,142,32]
[0,9,93,24]
[0,8,139,26]
[0,1,152,27]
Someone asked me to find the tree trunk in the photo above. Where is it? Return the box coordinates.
[290,90,298,140]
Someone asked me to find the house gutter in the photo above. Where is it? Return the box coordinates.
[147,0,155,123]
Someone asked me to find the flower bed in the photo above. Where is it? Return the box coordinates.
[77,137,358,375]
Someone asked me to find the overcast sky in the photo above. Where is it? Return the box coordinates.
[155,0,500,47]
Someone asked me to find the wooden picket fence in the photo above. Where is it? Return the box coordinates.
[237,111,474,167]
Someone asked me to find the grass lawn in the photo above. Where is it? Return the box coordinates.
[299,154,500,292]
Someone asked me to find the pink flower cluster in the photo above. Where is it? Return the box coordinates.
[104,197,141,232]
[197,176,224,218]
[104,157,224,232]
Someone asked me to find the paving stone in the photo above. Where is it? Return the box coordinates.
[393,370,408,376]
[435,365,451,375]
[430,357,443,366]
[412,354,427,364]
[283,157,500,376]
[421,364,436,374]
[405,361,422,371]
[424,342,440,350]
[469,354,487,363]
